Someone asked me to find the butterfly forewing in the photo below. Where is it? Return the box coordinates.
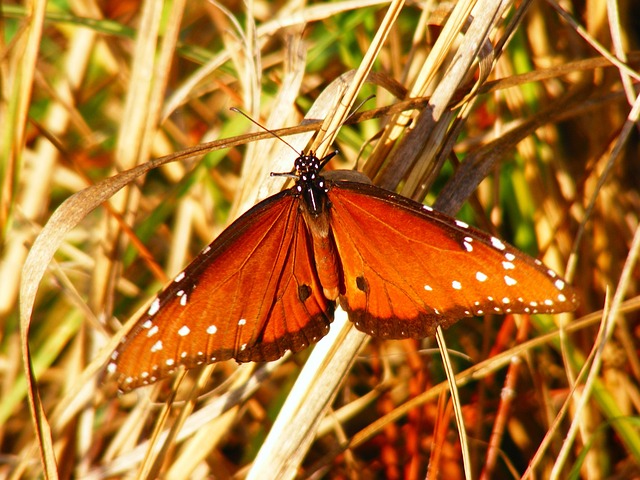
[107,192,333,391]
[327,182,578,339]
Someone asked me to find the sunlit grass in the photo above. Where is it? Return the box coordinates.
[5,0,640,478]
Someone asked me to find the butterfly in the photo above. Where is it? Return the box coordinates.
[106,150,578,391]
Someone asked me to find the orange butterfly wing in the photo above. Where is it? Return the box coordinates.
[108,192,333,391]
[106,151,578,392]
[327,182,578,339]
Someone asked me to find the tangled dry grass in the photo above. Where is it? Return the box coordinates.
[3,0,640,478]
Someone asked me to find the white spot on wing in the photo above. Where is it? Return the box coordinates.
[174,271,186,283]
[178,325,190,336]
[491,237,506,251]
[151,340,163,352]
[476,271,488,282]
[502,261,515,270]
[148,298,160,316]
[455,220,469,229]
[207,325,217,334]
[452,280,462,290]
[424,284,433,291]
[147,325,159,337]
[504,275,517,286]
[238,318,247,326]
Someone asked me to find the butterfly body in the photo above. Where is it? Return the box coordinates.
[294,153,342,301]
[106,152,578,391]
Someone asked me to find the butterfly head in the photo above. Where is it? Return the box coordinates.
[294,152,322,181]
[292,151,338,216]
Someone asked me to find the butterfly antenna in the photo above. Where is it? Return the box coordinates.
[349,95,376,122]
[230,107,301,156]
[312,95,376,158]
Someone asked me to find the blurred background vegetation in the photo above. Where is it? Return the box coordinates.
[2,0,639,478]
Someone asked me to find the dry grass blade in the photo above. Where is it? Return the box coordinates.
[248,309,367,479]
[312,0,406,152]
[14,1,61,478]
[435,327,472,478]
[247,3,408,477]
[399,0,506,198]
